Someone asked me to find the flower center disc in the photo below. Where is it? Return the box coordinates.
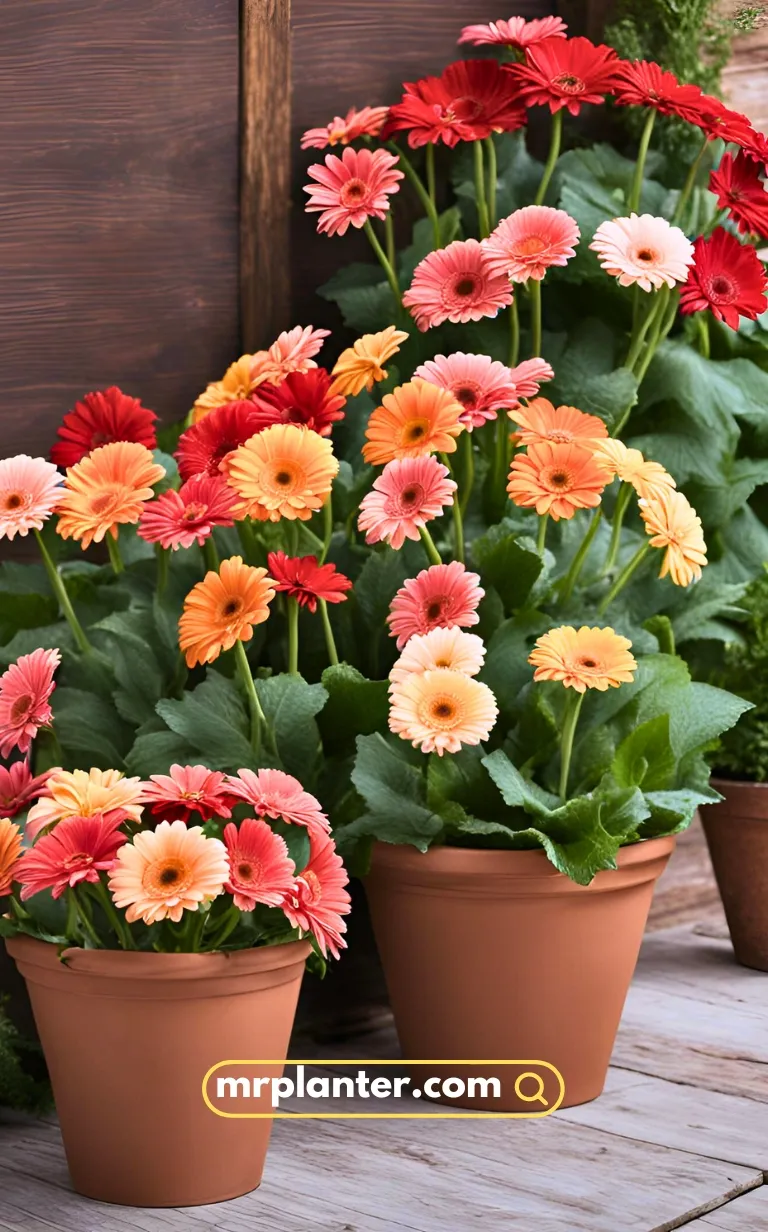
[553,73,585,93]
[340,178,368,207]
[402,418,430,444]
[705,273,738,303]
[421,694,462,729]
[3,490,30,512]
[453,275,478,298]
[513,235,548,257]
[9,693,33,723]
[542,467,574,491]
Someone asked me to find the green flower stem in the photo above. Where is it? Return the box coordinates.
[509,297,520,368]
[91,879,135,950]
[628,109,656,214]
[559,690,585,801]
[473,140,490,238]
[65,889,78,940]
[537,513,548,555]
[450,488,465,564]
[385,209,396,270]
[672,132,709,226]
[203,534,221,573]
[598,541,651,615]
[696,313,710,358]
[390,142,441,248]
[106,532,124,575]
[364,219,401,302]
[187,909,208,954]
[485,135,497,230]
[492,413,511,519]
[529,279,542,359]
[233,637,266,754]
[319,599,339,667]
[287,596,300,675]
[534,108,562,206]
[633,287,675,386]
[426,143,437,211]
[602,482,633,576]
[34,529,91,654]
[458,430,475,517]
[156,544,170,597]
[71,889,102,949]
[235,518,259,564]
[320,494,333,565]
[418,524,443,567]
[560,508,602,603]
[202,901,241,953]
[624,288,665,373]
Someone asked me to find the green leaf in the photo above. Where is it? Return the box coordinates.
[125,729,201,777]
[156,670,255,770]
[547,318,638,431]
[480,613,548,713]
[427,745,508,819]
[668,681,752,759]
[399,209,461,284]
[271,819,311,875]
[255,673,328,779]
[53,687,131,767]
[482,749,560,815]
[640,342,741,446]
[612,715,676,791]
[470,520,543,612]
[318,262,398,332]
[348,732,443,851]
[318,665,388,757]
[353,548,413,631]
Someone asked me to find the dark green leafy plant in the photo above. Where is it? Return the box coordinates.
[714,571,768,781]
[0,998,50,1113]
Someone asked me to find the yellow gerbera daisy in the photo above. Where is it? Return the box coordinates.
[330,326,409,397]
[226,423,338,522]
[528,625,637,693]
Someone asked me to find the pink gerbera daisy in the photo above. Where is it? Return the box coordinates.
[0,456,63,541]
[225,768,330,833]
[301,106,389,150]
[483,206,580,283]
[0,761,54,820]
[223,818,298,911]
[250,325,331,387]
[590,214,695,291]
[0,649,61,759]
[282,831,351,960]
[303,147,404,237]
[459,15,568,48]
[508,357,556,400]
[141,764,233,823]
[17,814,126,901]
[403,239,513,331]
[137,474,239,550]
[387,561,485,650]
[413,353,518,429]
[358,456,457,550]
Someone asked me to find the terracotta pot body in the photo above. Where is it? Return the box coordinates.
[702,780,768,972]
[365,837,674,1111]
[6,935,311,1207]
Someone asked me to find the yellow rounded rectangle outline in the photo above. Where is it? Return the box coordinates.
[202,1059,565,1119]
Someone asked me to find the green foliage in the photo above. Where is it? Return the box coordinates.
[0,1000,51,1113]
[715,571,768,781]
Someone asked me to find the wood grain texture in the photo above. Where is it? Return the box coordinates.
[682,1186,768,1230]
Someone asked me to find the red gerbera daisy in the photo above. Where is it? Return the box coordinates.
[137,474,239,550]
[175,400,262,482]
[694,95,756,146]
[51,387,158,469]
[679,228,768,330]
[506,36,622,116]
[223,818,297,911]
[16,814,126,901]
[0,761,54,820]
[141,764,233,823]
[384,59,526,148]
[249,369,346,438]
[266,551,352,614]
[710,151,768,238]
[612,60,705,123]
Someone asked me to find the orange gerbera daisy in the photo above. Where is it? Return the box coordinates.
[509,398,608,446]
[363,380,464,466]
[190,355,261,423]
[330,326,409,397]
[507,441,607,520]
[225,423,338,522]
[179,555,275,667]
[0,817,23,895]
[56,442,166,549]
[639,488,707,586]
[592,438,676,502]
[529,625,637,693]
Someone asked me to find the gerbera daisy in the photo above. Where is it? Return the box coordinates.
[330,326,409,397]
[226,423,338,522]
[612,61,705,123]
[0,648,60,759]
[0,456,64,540]
[508,357,556,400]
[592,438,676,501]
[695,95,756,147]
[175,401,263,482]
[142,764,233,823]
[590,214,694,291]
[56,442,166,549]
[190,355,262,423]
[266,551,352,613]
[303,147,403,237]
[178,555,275,668]
[506,36,622,116]
[639,488,708,587]
[679,228,768,329]
[403,239,513,330]
[223,818,297,911]
[387,561,485,650]
[225,768,329,832]
[459,15,568,49]
[301,105,390,150]
[17,815,126,901]
[249,369,346,437]
[0,761,54,820]
[389,668,498,756]
[137,474,238,550]
[250,325,332,387]
[483,206,580,283]
[384,60,526,149]
[413,353,518,429]
[51,387,158,469]
[529,625,637,692]
[363,380,464,465]
[109,820,229,925]
[282,831,351,960]
[358,456,457,549]
[507,440,608,520]
[510,398,608,446]
[26,767,144,840]
[389,626,486,686]
[0,818,23,896]
[380,74,466,148]
[710,151,768,238]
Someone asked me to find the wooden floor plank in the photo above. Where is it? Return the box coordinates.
[680,1186,768,1229]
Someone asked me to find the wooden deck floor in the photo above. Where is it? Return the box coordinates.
[1,822,767,1232]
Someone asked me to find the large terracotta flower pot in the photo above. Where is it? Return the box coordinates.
[702,780,768,972]
[6,935,311,1207]
[365,836,674,1111]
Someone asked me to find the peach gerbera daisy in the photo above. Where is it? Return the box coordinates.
[191,354,262,423]
[529,625,637,693]
[639,488,707,586]
[178,555,275,667]
[363,380,464,466]
[226,423,338,522]
[223,818,297,911]
[56,442,166,549]
[389,668,498,756]
[301,105,390,150]
[109,820,229,925]
[0,456,63,540]
[507,440,608,520]
[0,817,23,896]
[510,398,608,446]
[402,239,513,331]
[303,147,404,236]
[590,214,695,291]
[330,326,409,397]
[358,456,456,550]
[250,325,331,388]
[389,626,486,686]
[483,206,580,283]
[26,767,144,840]
[413,353,519,430]
[592,438,676,501]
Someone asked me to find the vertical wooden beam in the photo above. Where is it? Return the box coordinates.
[240,0,292,351]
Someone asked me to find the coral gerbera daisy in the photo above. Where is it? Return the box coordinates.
[413,353,518,430]
[0,761,53,820]
[389,626,486,686]
[387,561,485,650]
[225,768,329,832]
[358,456,457,550]
[249,369,346,438]
[266,551,353,613]
[506,36,622,116]
[529,625,637,692]
[507,440,607,520]
[142,764,233,824]
[190,355,262,424]
[508,357,556,401]
[0,818,23,896]
[363,380,464,466]
[17,815,126,901]
[137,474,239,550]
[25,767,144,840]
[226,423,338,523]
[483,206,580,283]
[710,151,768,238]
[330,326,409,397]
[389,668,498,756]
[301,105,390,150]
[56,442,166,549]
[383,60,526,148]
[175,401,263,482]
[592,438,676,501]
[639,488,708,587]
[249,325,331,387]
[0,648,61,759]
[223,818,297,911]
[304,147,404,237]
[510,398,608,446]
[0,456,64,541]
[51,387,158,469]
[282,831,351,959]
[679,228,768,330]
[459,15,568,49]
[590,214,695,291]
[612,61,706,123]
[109,820,229,925]
[178,555,275,668]
[403,239,513,331]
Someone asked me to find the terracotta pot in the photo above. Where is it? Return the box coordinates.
[365,836,674,1111]
[702,780,768,972]
[6,935,311,1207]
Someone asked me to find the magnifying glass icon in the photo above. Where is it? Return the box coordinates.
[514,1071,549,1106]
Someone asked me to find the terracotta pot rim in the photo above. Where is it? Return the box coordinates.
[710,776,768,790]
[370,833,674,876]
